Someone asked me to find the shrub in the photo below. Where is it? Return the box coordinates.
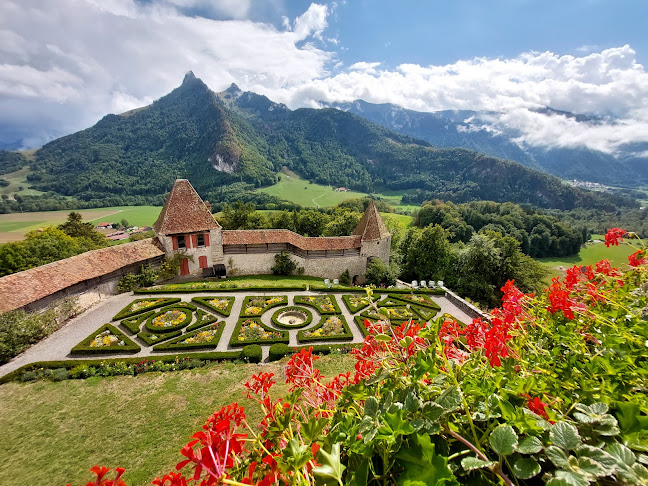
[117,264,159,292]
[242,344,263,363]
[339,269,351,285]
[144,306,194,333]
[51,367,69,381]
[297,315,353,343]
[268,343,292,362]
[364,258,397,287]
[271,250,297,276]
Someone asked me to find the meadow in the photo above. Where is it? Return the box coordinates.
[0,355,355,486]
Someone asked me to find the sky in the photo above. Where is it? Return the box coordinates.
[1,0,648,156]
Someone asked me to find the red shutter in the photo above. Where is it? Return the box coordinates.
[192,235,198,248]
[186,234,192,249]
[172,236,178,250]
[180,258,189,276]
[204,233,210,247]
[199,256,208,269]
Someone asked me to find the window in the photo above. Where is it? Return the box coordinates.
[199,256,208,268]
[197,233,205,247]
[177,235,186,249]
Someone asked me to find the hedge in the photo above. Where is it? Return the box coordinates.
[298,315,353,343]
[137,330,182,346]
[293,295,342,315]
[229,318,289,347]
[241,344,263,363]
[271,307,313,329]
[239,296,288,317]
[135,285,307,294]
[354,315,374,337]
[192,296,235,317]
[341,294,372,313]
[185,309,218,332]
[144,306,194,334]
[113,298,181,320]
[0,350,244,384]
[311,286,445,295]
[391,293,442,310]
[71,324,141,355]
[120,311,154,335]
[376,297,405,307]
[410,305,439,321]
[152,323,224,351]
[268,343,292,362]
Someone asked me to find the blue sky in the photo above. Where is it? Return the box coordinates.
[1,0,647,154]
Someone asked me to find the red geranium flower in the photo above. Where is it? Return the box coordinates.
[604,228,626,247]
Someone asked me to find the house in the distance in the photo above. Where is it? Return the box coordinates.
[153,179,391,282]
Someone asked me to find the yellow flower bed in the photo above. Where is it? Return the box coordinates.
[151,309,188,328]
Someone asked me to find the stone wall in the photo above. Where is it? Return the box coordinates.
[361,236,392,264]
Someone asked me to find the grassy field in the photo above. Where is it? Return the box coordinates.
[0,206,162,243]
[0,355,355,486]
[0,166,46,197]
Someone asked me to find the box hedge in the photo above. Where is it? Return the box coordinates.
[185,309,219,332]
[229,318,289,347]
[152,322,224,351]
[377,297,405,307]
[113,298,181,320]
[341,294,372,313]
[71,324,141,355]
[144,306,194,333]
[192,296,235,317]
[294,295,342,315]
[410,305,439,321]
[120,311,154,335]
[137,330,182,346]
[391,293,441,310]
[271,306,313,329]
[241,344,263,363]
[268,343,293,362]
[298,315,353,343]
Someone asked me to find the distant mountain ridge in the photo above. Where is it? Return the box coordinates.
[4,73,637,212]
[328,100,648,186]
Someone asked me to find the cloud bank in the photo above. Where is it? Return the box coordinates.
[1,0,647,157]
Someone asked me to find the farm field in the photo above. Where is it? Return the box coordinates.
[0,355,355,486]
[0,206,162,243]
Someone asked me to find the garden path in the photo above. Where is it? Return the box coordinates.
[0,290,474,378]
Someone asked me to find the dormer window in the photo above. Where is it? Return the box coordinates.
[177,235,186,249]
[197,234,205,247]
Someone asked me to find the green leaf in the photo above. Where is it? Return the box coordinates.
[461,457,496,472]
[576,457,608,478]
[301,417,328,442]
[576,445,618,471]
[517,436,543,454]
[346,458,369,486]
[395,434,460,486]
[589,402,609,415]
[364,397,379,417]
[404,391,421,412]
[489,424,518,456]
[282,438,312,470]
[435,386,462,413]
[553,470,590,486]
[421,401,445,421]
[550,422,582,450]
[607,442,636,466]
[313,443,346,484]
[546,446,570,468]
[545,479,573,486]
[374,333,391,342]
[512,457,541,479]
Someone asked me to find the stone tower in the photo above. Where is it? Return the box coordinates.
[153,179,223,276]
[354,201,392,266]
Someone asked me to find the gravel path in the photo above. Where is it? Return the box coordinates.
[0,290,475,378]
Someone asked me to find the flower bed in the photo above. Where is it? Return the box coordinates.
[381,306,414,321]
[239,296,288,317]
[298,315,352,342]
[229,318,288,347]
[391,293,441,310]
[192,296,235,317]
[144,307,192,333]
[294,295,342,314]
[185,309,218,332]
[271,307,313,329]
[342,294,372,313]
[152,323,225,351]
[376,296,404,307]
[119,311,154,335]
[112,298,180,320]
[410,305,438,321]
[71,324,140,355]
[137,330,182,346]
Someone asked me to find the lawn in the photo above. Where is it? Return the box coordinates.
[150,275,334,291]
[0,355,355,486]
[0,206,162,243]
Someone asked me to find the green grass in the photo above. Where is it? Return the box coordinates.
[90,206,162,227]
[0,355,355,486]
[155,275,332,290]
[0,167,46,197]
[381,212,413,226]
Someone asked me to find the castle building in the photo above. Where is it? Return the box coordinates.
[153,179,391,282]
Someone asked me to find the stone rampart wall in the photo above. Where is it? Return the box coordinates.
[226,253,368,280]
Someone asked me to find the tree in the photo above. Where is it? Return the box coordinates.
[364,258,397,287]
[399,225,453,282]
[271,250,297,276]
[120,219,130,229]
[59,212,107,246]
[322,212,360,237]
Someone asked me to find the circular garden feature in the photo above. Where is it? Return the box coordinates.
[145,307,192,333]
[271,306,313,329]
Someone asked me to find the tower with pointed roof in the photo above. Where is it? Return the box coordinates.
[153,179,224,276]
[354,201,392,269]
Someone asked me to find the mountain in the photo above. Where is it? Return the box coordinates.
[328,100,648,187]
[14,74,637,212]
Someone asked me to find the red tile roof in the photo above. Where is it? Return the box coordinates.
[153,179,221,235]
[222,229,362,251]
[0,238,165,314]
[353,201,390,241]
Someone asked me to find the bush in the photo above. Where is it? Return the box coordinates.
[339,269,351,285]
[117,264,159,292]
[268,343,292,362]
[271,250,297,276]
[242,344,263,363]
[364,258,398,287]
[51,367,69,381]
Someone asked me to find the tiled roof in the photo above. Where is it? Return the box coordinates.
[0,238,165,314]
[222,229,362,251]
[153,179,221,235]
[353,201,390,241]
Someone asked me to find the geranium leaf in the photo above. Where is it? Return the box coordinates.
[461,456,495,472]
[512,457,541,479]
[404,391,421,412]
[576,457,608,478]
[606,443,636,466]
[550,422,582,450]
[435,386,462,413]
[517,436,543,454]
[553,470,590,486]
[489,424,518,456]
[313,443,346,483]
[283,438,312,470]
[364,397,379,417]
[395,434,459,486]
[546,446,570,468]
[576,445,618,471]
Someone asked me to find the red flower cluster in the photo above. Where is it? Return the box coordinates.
[629,250,648,267]
[524,395,551,421]
[244,372,276,400]
[604,227,626,247]
[68,466,126,486]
